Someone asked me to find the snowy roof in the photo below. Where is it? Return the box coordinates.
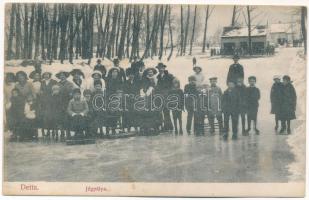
[270,23,297,34]
[221,26,267,38]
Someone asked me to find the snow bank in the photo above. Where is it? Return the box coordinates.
[287,49,306,181]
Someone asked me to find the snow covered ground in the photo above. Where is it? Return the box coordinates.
[3,47,306,182]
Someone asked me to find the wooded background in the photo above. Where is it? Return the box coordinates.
[5,4,307,63]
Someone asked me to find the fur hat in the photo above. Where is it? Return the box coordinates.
[29,70,41,79]
[232,54,240,60]
[156,62,166,69]
[144,67,157,75]
[42,72,52,78]
[16,71,28,80]
[92,70,102,78]
[70,69,85,78]
[55,71,70,79]
[193,66,202,72]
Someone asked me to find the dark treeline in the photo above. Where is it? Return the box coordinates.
[6,3,215,63]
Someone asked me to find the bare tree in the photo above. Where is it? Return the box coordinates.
[7,4,16,60]
[202,5,214,52]
[15,4,22,59]
[118,4,130,59]
[189,5,197,55]
[158,5,168,60]
[23,4,29,59]
[183,5,190,55]
[301,6,307,54]
[167,5,174,61]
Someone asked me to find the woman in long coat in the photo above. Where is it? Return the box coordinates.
[106,68,124,134]
[40,72,58,134]
[279,75,297,134]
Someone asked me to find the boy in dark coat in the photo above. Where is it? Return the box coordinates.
[226,55,244,85]
[235,77,248,135]
[7,89,24,141]
[246,76,261,135]
[222,81,240,140]
[184,76,198,134]
[168,78,184,135]
[280,75,297,134]
[270,75,283,131]
[207,77,223,134]
[49,85,63,141]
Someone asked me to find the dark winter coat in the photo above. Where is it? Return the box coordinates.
[47,93,63,128]
[94,64,107,78]
[270,82,284,114]
[168,88,184,110]
[222,88,240,114]
[106,77,124,96]
[7,95,25,129]
[40,79,58,128]
[156,70,174,94]
[246,86,260,112]
[280,83,297,120]
[226,63,244,84]
[184,83,199,112]
[235,84,248,113]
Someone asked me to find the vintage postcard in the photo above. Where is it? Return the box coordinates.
[1,0,307,197]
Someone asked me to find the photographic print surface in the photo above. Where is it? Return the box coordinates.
[2,2,306,197]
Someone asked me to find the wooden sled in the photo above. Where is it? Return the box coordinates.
[106,131,137,139]
[66,138,96,145]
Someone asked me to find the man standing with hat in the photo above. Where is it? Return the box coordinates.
[94,59,107,79]
[156,62,174,131]
[111,57,126,83]
[193,65,205,88]
[226,54,244,85]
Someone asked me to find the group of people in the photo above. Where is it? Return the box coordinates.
[4,55,297,142]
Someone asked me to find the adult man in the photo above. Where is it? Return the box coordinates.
[226,54,244,85]
[110,57,126,82]
[94,59,107,79]
[156,62,174,131]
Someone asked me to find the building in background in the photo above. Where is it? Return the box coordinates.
[220,22,302,55]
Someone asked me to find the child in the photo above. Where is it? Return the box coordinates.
[29,70,41,96]
[270,75,283,131]
[49,85,63,141]
[222,81,240,140]
[235,77,248,135]
[207,77,223,134]
[169,78,184,135]
[92,81,107,137]
[194,84,207,135]
[23,95,38,141]
[184,75,198,134]
[67,88,89,139]
[7,89,24,141]
[246,76,261,134]
[280,75,297,134]
[192,66,204,89]
[83,89,94,138]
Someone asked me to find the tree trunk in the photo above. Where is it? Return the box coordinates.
[301,6,307,54]
[247,6,252,55]
[183,5,190,55]
[68,5,74,64]
[180,5,184,56]
[158,5,168,60]
[23,4,29,59]
[51,4,58,60]
[7,3,16,60]
[167,5,174,61]
[59,4,69,63]
[34,4,43,58]
[15,4,22,59]
[189,5,197,55]
[41,5,45,60]
[126,7,132,58]
[107,5,118,59]
[118,4,130,59]
[142,5,158,59]
[202,5,209,53]
[102,5,110,58]
[28,4,35,59]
